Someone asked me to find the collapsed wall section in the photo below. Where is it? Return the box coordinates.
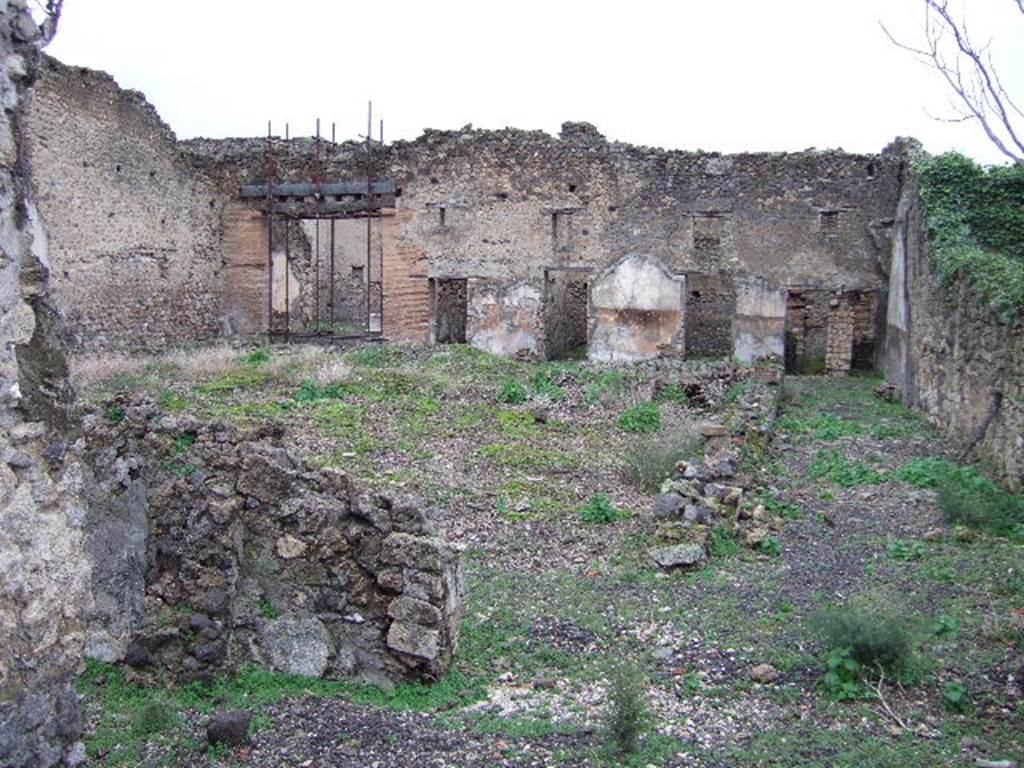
[21,56,224,351]
[82,399,463,685]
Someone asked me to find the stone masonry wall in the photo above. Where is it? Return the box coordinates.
[883,170,1024,491]
[23,58,900,359]
[20,55,224,351]
[0,6,91,767]
[181,119,900,354]
[82,397,463,686]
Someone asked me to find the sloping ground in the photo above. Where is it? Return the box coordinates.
[72,348,1022,767]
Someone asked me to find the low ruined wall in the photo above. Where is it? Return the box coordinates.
[82,399,463,685]
[21,56,225,351]
[0,8,90,767]
[883,176,1024,491]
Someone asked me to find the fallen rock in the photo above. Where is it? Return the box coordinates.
[649,544,706,570]
[207,709,252,747]
[651,493,684,519]
[698,422,729,438]
[750,663,779,684]
[275,534,308,559]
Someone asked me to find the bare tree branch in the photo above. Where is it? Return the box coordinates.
[882,0,1023,163]
[37,0,63,46]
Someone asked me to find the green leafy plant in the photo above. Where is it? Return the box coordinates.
[936,465,1024,539]
[809,449,883,487]
[941,681,972,714]
[105,405,126,425]
[585,370,629,404]
[619,402,662,433]
[916,152,1024,320]
[888,539,926,561]
[258,598,278,620]
[760,537,782,557]
[496,377,528,404]
[243,348,273,366]
[931,614,960,640]
[761,492,802,520]
[130,699,178,738]
[709,526,740,558]
[821,646,867,701]
[580,494,625,524]
[654,383,691,406]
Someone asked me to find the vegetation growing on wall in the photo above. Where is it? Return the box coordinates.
[916,152,1024,320]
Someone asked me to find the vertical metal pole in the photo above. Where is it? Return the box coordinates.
[266,120,274,342]
[378,117,385,336]
[314,118,321,331]
[365,100,372,333]
[329,219,336,326]
[284,218,291,341]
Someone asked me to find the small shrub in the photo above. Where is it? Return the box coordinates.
[585,370,629,404]
[936,465,1024,539]
[496,377,528,404]
[621,429,701,493]
[815,598,916,679]
[258,598,278,620]
[619,402,662,433]
[931,614,960,640]
[654,383,690,406]
[709,526,740,558]
[529,368,567,401]
[105,405,126,425]
[243,348,273,366]
[170,433,196,456]
[604,663,649,757]
[761,492,802,520]
[760,537,782,557]
[580,494,624,524]
[941,681,972,713]
[888,539,926,561]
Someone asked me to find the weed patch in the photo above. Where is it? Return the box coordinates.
[809,449,883,487]
[619,402,661,433]
[580,494,626,524]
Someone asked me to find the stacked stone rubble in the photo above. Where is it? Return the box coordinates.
[82,397,463,686]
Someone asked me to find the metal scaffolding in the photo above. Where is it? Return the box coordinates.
[242,103,393,343]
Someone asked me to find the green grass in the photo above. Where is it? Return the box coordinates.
[478,443,576,471]
[809,449,883,487]
[194,367,270,395]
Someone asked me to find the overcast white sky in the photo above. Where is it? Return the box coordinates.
[44,0,1024,163]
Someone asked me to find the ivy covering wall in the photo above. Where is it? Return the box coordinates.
[916,153,1024,321]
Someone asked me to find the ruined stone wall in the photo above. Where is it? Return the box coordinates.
[20,56,224,351]
[883,172,1024,491]
[185,122,900,357]
[82,398,463,685]
[22,55,900,358]
[0,8,90,766]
